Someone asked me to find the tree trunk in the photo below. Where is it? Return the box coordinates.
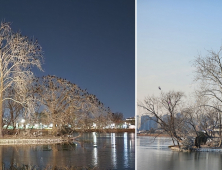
[171,136,175,146]
[0,75,4,138]
[0,145,3,169]
[219,113,222,147]
[52,114,57,136]
[52,123,57,136]
[177,140,180,148]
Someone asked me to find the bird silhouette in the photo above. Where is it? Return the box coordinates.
[158,86,161,90]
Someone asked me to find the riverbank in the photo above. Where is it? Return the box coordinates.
[0,138,64,145]
[74,129,135,133]
[138,134,222,152]
[137,133,170,137]
[4,128,135,135]
[0,129,135,145]
[170,145,222,152]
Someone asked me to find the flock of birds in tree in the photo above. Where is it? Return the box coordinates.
[0,22,110,117]
[30,75,108,112]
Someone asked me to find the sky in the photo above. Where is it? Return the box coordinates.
[0,0,135,118]
[137,0,222,115]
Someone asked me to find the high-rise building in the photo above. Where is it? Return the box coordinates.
[136,115,141,131]
[139,115,158,131]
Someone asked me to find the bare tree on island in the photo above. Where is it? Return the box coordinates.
[138,91,185,146]
[33,75,111,135]
[0,22,43,137]
[137,48,222,148]
[182,97,220,136]
[193,47,222,146]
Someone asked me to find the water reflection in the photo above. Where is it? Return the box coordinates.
[0,132,135,169]
[138,136,222,170]
[124,132,128,168]
[93,132,97,146]
[92,132,98,166]
[111,133,117,169]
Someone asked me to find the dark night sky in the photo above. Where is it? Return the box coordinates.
[0,0,135,118]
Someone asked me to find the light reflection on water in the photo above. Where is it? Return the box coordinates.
[111,133,117,169]
[93,147,98,167]
[92,132,98,167]
[124,132,129,168]
[137,136,222,170]
[0,132,135,169]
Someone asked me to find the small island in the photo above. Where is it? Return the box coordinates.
[138,45,222,152]
[0,22,135,145]
[138,131,222,152]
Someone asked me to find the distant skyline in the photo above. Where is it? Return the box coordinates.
[137,0,222,115]
[0,0,135,118]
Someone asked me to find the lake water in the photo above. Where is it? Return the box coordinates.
[137,136,222,170]
[0,132,135,170]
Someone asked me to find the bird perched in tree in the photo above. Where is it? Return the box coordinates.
[158,86,161,90]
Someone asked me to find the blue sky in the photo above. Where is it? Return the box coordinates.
[0,0,135,118]
[137,0,222,105]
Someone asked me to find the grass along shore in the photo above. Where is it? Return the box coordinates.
[0,129,135,145]
[137,133,170,137]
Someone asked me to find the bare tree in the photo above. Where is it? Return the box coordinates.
[33,75,110,135]
[111,112,124,126]
[193,48,222,109]
[193,47,222,145]
[182,99,219,137]
[61,86,112,132]
[32,75,81,134]
[0,22,43,137]
[138,91,186,146]
[4,87,24,130]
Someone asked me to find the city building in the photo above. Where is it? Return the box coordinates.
[139,115,158,131]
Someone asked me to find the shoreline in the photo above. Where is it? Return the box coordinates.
[138,133,222,153]
[74,129,135,133]
[0,138,64,145]
[0,130,135,145]
[170,145,222,152]
[137,133,170,137]
[3,129,135,134]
